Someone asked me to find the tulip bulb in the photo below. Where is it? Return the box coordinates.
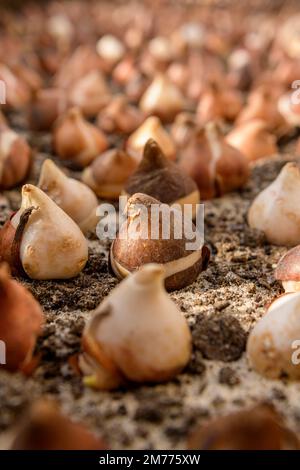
[69,71,111,118]
[38,159,99,234]
[110,193,210,291]
[248,163,300,246]
[226,119,278,163]
[125,139,200,217]
[247,293,300,379]
[96,35,125,67]
[11,400,106,450]
[53,107,108,168]
[54,46,104,89]
[79,264,192,389]
[0,128,31,189]
[179,121,249,200]
[0,63,31,109]
[197,84,243,125]
[139,74,185,123]
[0,263,44,374]
[188,404,299,450]
[112,56,138,86]
[236,87,284,132]
[82,149,138,199]
[0,184,88,279]
[148,36,174,63]
[97,95,144,134]
[28,88,69,131]
[127,116,176,162]
[171,112,197,148]
[275,246,300,293]
[279,15,300,59]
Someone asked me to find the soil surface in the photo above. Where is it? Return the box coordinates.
[1,138,300,449]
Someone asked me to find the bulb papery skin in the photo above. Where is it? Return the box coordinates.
[179,122,249,200]
[79,264,192,390]
[0,263,44,374]
[9,185,88,280]
[38,159,99,234]
[274,245,300,293]
[226,119,278,162]
[127,116,176,162]
[69,71,111,118]
[248,163,300,246]
[82,149,138,199]
[0,129,32,189]
[53,107,108,168]
[124,139,200,217]
[11,400,107,450]
[97,95,144,135]
[110,193,210,291]
[247,292,300,379]
[139,74,185,123]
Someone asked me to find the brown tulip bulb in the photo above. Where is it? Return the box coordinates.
[275,246,300,293]
[226,119,278,163]
[237,86,285,132]
[53,107,108,168]
[197,83,243,125]
[97,95,144,135]
[28,88,69,131]
[125,139,200,217]
[112,56,138,86]
[171,112,197,148]
[69,71,111,118]
[0,263,44,374]
[82,149,138,199]
[110,193,210,291]
[127,116,176,162]
[188,404,299,450]
[10,62,43,93]
[54,45,104,89]
[11,400,107,450]
[0,63,31,109]
[179,122,249,200]
[0,128,31,189]
[139,74,185,123]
